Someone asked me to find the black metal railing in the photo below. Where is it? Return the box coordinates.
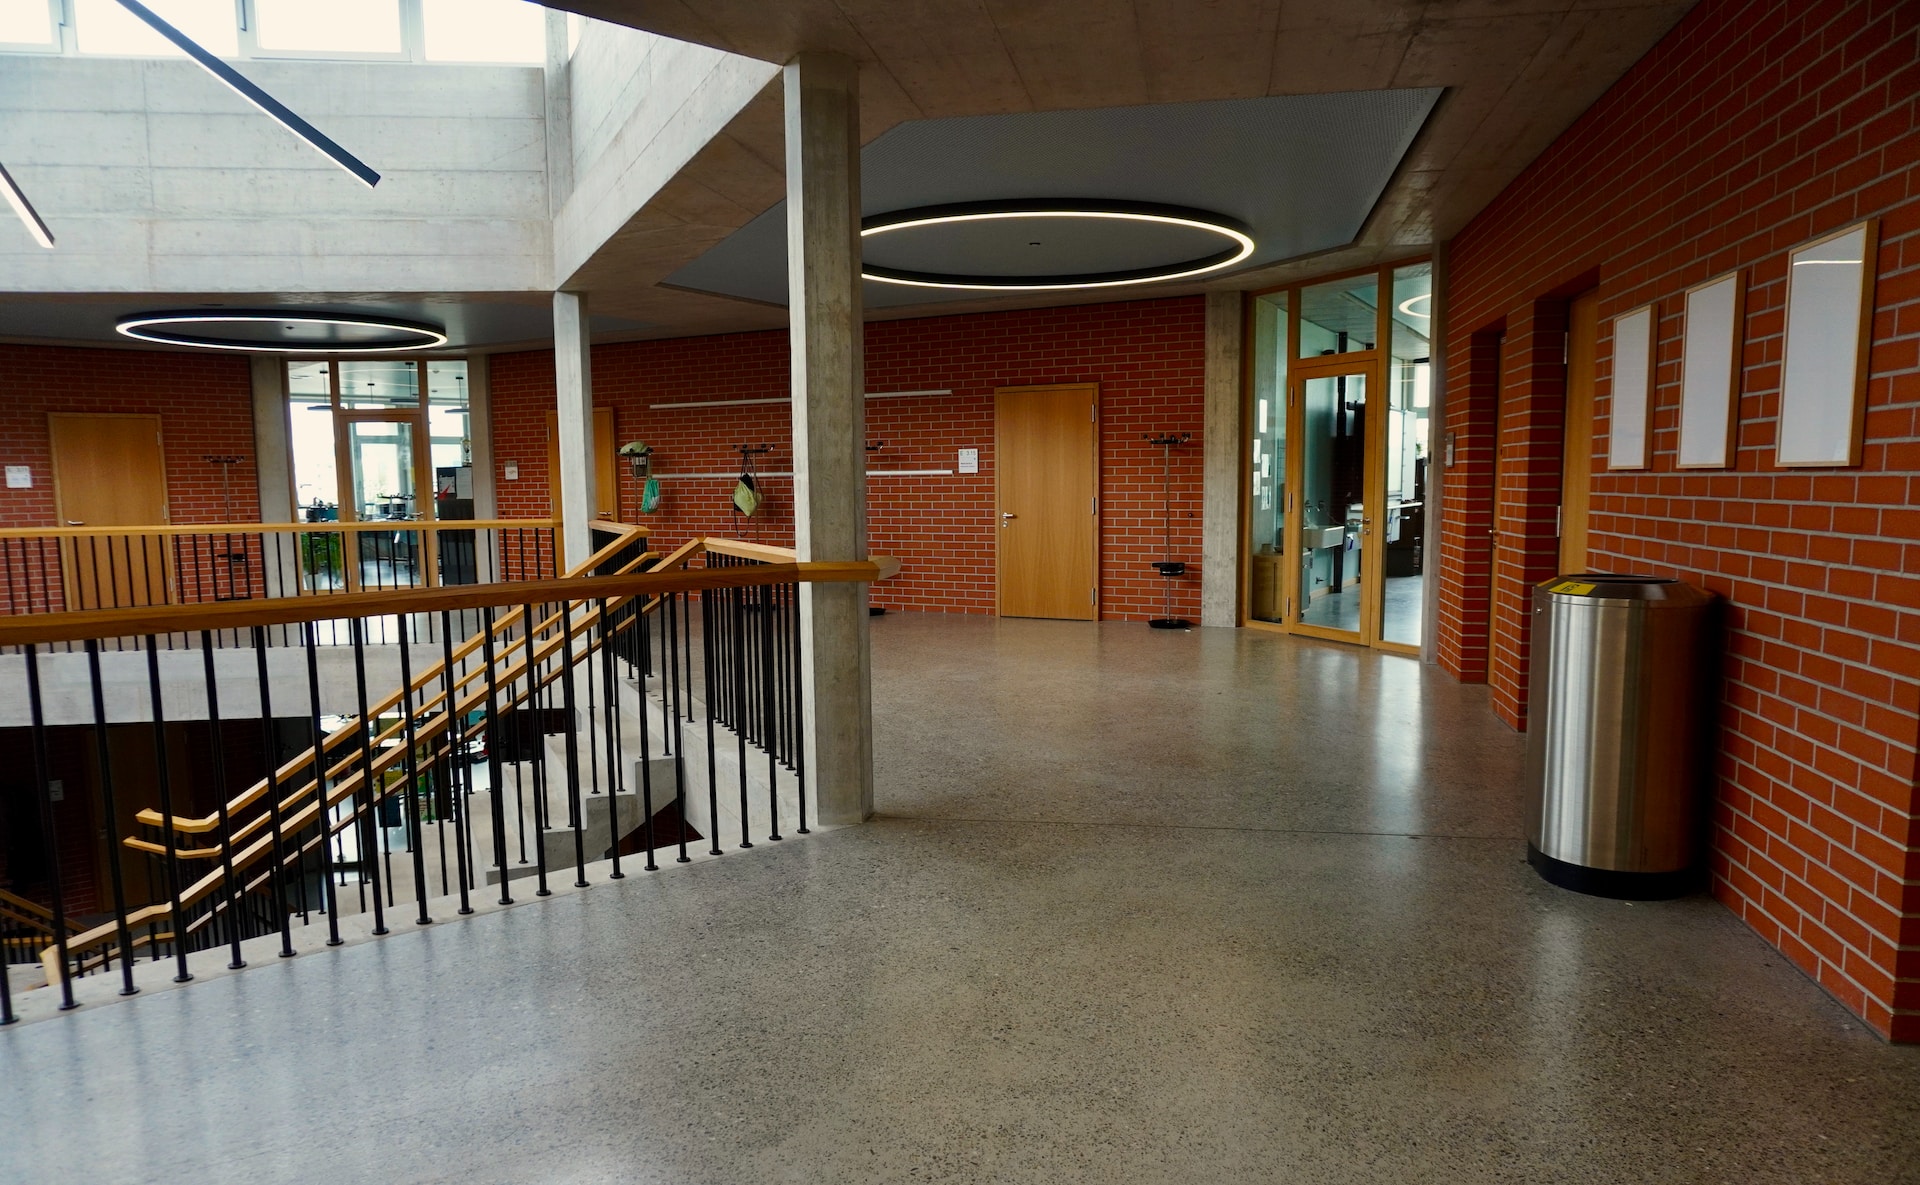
[0,521,564,651]
[0,540,876,1023]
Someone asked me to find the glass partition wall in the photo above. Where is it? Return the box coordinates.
[286,357,475,591]
[1243,260,1432,653]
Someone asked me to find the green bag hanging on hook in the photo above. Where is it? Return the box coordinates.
[640,475,662,514]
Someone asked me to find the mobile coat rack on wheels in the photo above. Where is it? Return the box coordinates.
[1144,432,1192,629]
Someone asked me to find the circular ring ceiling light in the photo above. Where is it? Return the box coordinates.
[115,311,448,354]
[860,201,1255,292]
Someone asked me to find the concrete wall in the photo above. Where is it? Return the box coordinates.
[0,56,552,293]
[553,20,778,286]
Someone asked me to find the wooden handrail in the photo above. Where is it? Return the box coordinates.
[60,582,667,968]
[136,543,667,836]
[0,888,71,937]
[0,519,564,540]
[40,536,899,973]
[128,543,890,838]
[702,538,799,563]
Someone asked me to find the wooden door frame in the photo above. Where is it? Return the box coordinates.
[48,412,174,610]
[993,382,1101,620]
[1283,362,1378,646]
[544,406,619,523]
[1559,289,1599,574]
[1237,257,1432,657]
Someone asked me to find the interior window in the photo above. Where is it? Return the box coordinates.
[74,0,239,56]
[422,0,545,63]
[254,0,403,55]
[0,0,58,49]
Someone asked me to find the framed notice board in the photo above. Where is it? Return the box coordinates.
[1777,220,1878,468]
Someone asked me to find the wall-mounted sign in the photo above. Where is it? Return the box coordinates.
[4,465,30,489]
[957,448,979,474]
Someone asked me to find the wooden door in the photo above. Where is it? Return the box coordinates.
[995,384,1099,620]
[49,414,171,610]
[1559,290,1599,573]
[546,407,618,521]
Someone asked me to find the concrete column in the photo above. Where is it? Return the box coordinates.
[249,356,296,598]
[553,290,597,570]
[785,52,872,826]
[1200,290,1243,627]
[250,355,292,524]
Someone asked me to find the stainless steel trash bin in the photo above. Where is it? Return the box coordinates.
[1526,575,1717,899]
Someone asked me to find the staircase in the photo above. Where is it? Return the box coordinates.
[4,531,892,1014]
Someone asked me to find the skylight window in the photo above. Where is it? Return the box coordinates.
[254,0,403,55]
[422,0,544,64]
[75,0,238,57]
[0,0,57,49]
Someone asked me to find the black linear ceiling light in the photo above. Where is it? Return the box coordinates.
[0,159,54,249]
[115,0,381,188]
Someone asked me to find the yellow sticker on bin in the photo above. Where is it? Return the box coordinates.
[1552,580,1597,596]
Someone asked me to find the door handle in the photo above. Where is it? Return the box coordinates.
[66,520,84,526]
[1001,512,1017,523]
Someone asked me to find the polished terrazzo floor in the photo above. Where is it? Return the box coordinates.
[3,614,1917,1185]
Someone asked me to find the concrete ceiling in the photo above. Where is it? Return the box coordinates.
[665,89,1441,309]
[556,0,1697,340]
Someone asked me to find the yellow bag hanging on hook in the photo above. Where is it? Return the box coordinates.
[732,473,761,517]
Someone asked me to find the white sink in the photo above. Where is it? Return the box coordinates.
[1303,525,1346,549]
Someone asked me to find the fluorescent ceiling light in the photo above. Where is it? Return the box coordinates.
[0,160,54,249]
[860,203,1254,291]
[115,0,382,187]
[116,312,447,353]
[1397,293,1431,318]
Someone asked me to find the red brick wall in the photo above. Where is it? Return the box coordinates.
[491,297,1207,620]
[1437,0,1920,1038]
[0,345,258,529]
[0,345,259,612]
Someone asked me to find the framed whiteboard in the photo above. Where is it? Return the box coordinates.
[1608,304,1654,469]
[1777,220,1878,467]
[1677,271,1744,469]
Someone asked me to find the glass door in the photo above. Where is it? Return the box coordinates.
[1291,368,1370,641]
[1243,258,1433,652]
[342,417,425,590]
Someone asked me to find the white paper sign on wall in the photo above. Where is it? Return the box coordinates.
[504,462,520,481]
[957,448,979,474]
[4,466,30,489]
